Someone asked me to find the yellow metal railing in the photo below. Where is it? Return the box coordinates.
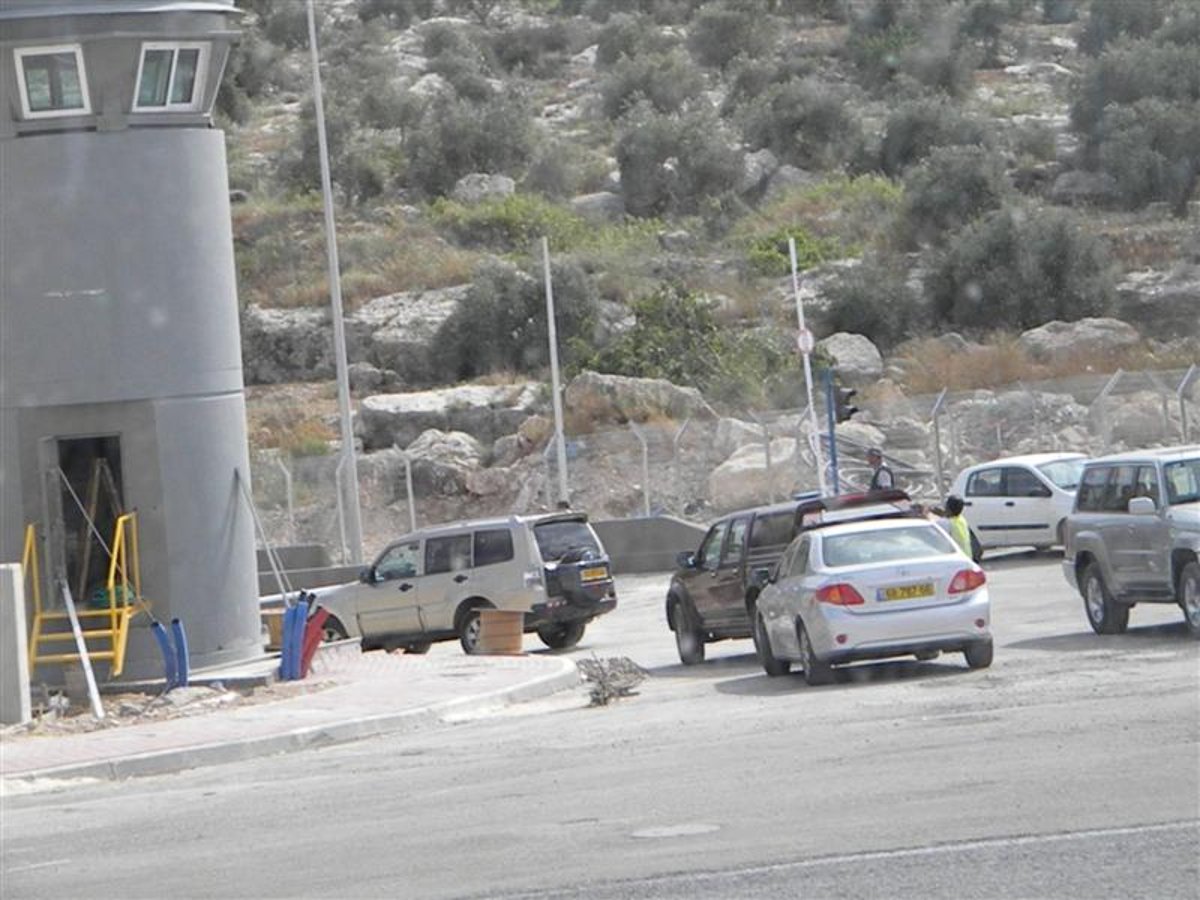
[27,513,143,679]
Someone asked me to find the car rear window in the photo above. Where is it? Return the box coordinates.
[822,525,957,568]
[534,519,601,562]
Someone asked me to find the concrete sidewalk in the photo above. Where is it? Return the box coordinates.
[0,649,579,785]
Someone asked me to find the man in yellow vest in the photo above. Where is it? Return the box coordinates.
[938,494,973,558]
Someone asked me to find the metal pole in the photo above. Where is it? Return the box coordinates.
[272,453,295,545]
[789,238,826,495]
[824,370,839,495]
[1093,368,1124,453]
[403,452,416,534]
[307,0,363,564]
[542,237,569,506]
[334,453,348,565]
[672,417,691,501]
[1179,364,1196,442]
[629,422,651,517]
[931,388,947,497]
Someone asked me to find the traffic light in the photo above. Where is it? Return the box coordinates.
[834,387,859,423]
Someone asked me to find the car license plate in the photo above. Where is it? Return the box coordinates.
[879,582,934,602]
[581,566,609,582]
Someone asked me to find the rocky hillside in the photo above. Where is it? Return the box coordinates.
[223,0,1200,551]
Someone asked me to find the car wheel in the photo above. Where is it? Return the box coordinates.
[537,621,586,650]
[963,639,993,669]
[1178,561,1200,639]
[798,623,833,687]
[405,641,432,654]
[969,530,983,564]
[672,599,705,666]
[321,615,348,643]
[458,609,484,654]
[1082,563,1129,635]
[753,613,790,677]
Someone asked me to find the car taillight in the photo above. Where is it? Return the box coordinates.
[949,569,986,594]
[815,583,865,606]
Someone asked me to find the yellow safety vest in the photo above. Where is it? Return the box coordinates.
[948,514,972,557]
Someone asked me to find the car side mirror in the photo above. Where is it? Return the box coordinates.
[1128,496,1157,516]
[676,551,695,569]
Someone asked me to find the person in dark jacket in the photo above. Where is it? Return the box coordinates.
[866,447,894,491]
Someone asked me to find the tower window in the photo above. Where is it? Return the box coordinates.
[14,45,91,119]
[134,43,208,111]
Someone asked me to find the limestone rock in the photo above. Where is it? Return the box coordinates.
[358,383,540,451]
[1117,266,1200,339]
[739,148,779,195]
[570,191,625,224]
[817,332,884,385]
[241,306,334,385]
[451,173,516,204]
[708,439,814,510]
[714,417,763,458]
[405,429,486,496]
[347,286,468,386]
[1017,318,1140,362]
[564,371,716,424]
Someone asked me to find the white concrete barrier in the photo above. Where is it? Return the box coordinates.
[0,563,32,725]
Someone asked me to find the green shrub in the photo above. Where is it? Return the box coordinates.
[688,0,776,69]
[595,13,679,67]
[600,49,704,118]
[926,207,1115,332]
[739,78,863,170]
[435,260,599,381]
[898,146,1010,247]
[824,253,926,350]
[878,97,990,176]
[430,194,591,251]
[583,283,805,409]
[746,226,843,276]
[1093,99,1200,216]
[405,93,535,198]
[356,0,434,27]
[1078,0,1167,55]
[1070,41,1200,134]
[615,104,744,218]
[490,20,577,77]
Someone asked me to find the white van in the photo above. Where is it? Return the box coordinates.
[315,512,617,653]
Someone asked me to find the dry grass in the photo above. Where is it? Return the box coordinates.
[245,384,339,455]
[897,334,1195,394]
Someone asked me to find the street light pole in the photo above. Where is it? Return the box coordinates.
[307,0,363,563]
[790,237,827,496]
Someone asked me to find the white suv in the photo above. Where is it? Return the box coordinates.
[315,512,617,654]
[950,452,1086,558]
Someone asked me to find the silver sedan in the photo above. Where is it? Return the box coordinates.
[753,517,993,685]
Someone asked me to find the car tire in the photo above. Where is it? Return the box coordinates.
[963,639,993,669]
[753,613,790,677]
[1082,563,1129,635]
[321,615,348,643]
[798,623,833,687]
[537,621,586,650]
[672,598,705,666]
[458,609,485,655]
[969,530,983,564]
[1178,561,1200,639]
[405,641,432,654]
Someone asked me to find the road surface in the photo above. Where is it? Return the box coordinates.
[3,552,1197,898]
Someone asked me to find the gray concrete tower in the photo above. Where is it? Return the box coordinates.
[0,0,261,678]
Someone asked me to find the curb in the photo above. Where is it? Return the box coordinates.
[2,657,580,785]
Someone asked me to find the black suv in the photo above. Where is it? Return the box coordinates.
[666,491,917,664]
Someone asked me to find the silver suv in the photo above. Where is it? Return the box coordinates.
[1062,446,1200,637]
[316,512,617,654]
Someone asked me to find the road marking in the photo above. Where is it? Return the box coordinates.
[4,858,72,875]
[631,823,721,839]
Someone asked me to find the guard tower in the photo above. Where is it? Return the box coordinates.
[0,0,261,678]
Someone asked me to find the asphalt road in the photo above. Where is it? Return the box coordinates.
[3,552,1198,899]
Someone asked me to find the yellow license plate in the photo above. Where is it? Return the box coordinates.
[581,566,609,582]
[881,582,934,601]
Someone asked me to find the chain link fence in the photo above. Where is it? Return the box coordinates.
[249,365,1198,559]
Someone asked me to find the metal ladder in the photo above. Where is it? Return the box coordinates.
[25,514,143,679]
